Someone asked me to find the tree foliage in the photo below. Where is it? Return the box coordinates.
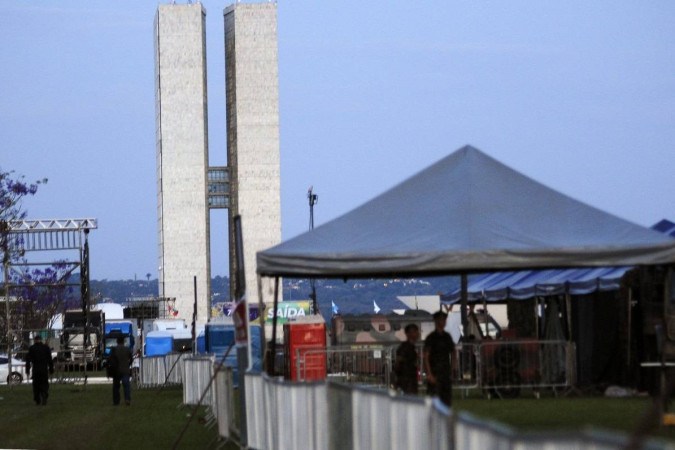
[1,169,48,347]
[1,168,47,265]
[10,261,78,330]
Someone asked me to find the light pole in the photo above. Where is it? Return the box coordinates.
[307,187,319,314]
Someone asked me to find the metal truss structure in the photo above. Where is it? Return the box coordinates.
[3,218,97,377]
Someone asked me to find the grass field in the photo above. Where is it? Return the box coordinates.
[454,391,675,444]
[2,383,675,449]
[0,383,232,450]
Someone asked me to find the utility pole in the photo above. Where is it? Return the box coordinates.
[307,187,319,314]
[1,220,12,383]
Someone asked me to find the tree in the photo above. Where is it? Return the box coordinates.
[10,261,77,331]
[1,169,47,267]
[1,169,47,350]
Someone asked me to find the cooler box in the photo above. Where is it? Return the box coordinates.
[145,331,173,356]
[284,317,327,381]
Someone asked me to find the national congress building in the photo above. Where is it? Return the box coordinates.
[154,2,281,322]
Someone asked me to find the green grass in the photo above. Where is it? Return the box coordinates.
[454,392,675,443]
[0,383,235,450]
[3,383,675,448]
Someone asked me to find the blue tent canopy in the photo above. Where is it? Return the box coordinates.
[441,221,672,304]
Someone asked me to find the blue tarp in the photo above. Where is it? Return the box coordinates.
[441,266,631,303]
[441,221,673,304]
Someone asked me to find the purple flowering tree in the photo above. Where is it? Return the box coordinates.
[11,261,78,330]
[1,169,47,346]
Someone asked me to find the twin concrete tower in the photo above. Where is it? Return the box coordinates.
[154,3,281,322]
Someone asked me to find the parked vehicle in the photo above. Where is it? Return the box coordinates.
[102,319,138,362]
[0,354,27,385]
[59,309,105,368]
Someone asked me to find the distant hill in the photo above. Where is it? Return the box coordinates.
[85,274,459,316]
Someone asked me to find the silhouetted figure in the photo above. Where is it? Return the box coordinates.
[26,335,54,406]
[394,323,420,394]
[424,310,455,407]
[109,336,133,406]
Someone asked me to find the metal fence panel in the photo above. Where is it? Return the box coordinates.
[327,382,354,450]
[214,366,235,440]
[455,412,514,450]
[262,377,328,450]
[352,387,393,450]
[428,398,452,450]
[182,356,215,407]
[138,355,166,387]
[478,340,574,397]
[390,394,434,450]
[165,353,185,385]
[246,373,267,450]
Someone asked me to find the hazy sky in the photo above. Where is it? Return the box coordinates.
[1,1,673,281]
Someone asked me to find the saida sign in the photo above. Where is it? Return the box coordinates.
[265,300,313,324]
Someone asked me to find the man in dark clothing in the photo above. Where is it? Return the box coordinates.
[424,310,455,407]
[394,323,420,394]
[109,336,133,406]
[26,335,54,406]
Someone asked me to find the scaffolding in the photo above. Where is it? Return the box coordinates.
[2,218,97,384]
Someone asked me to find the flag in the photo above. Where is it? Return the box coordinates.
[373,301,381,314]
[331,301,339,315]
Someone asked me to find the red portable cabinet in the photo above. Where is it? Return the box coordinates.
[284,316,327,381]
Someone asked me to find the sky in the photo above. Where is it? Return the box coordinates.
[1,1,674,281]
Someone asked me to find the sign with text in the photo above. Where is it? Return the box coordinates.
[265,300,313,325]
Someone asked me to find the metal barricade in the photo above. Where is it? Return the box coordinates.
[298,346,392,385]
[214,365,236,440]
[182,356,215,407]
[238,369,673,450]
[164,353,185,385]
[137,353,186,388]
[138,355,165,387]
[455,411,515,450]
[477,340,575,398]
[246,373,267,450]
[292,340,574,397]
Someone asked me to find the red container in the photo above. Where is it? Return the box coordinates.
[284,318,327,381]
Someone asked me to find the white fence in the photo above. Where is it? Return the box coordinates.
[137,353,186,387]
[239,373,672,450]
[151,353,672,450]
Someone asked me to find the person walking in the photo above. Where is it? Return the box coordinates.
[26,334,54,406]
[394,323,420,394]
[109,336,133,406]
[424,310,455,407]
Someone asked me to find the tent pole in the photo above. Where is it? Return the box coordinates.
[535,297,540,339]
[565,293,572,342]
[268,277,280,376]
[461,274,468,338]
[257,275,266,366]
[627,287,632,365]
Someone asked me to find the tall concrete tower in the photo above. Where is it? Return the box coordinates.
[154,4,211,322]
[154,2,281,320]
[224,3,281,307]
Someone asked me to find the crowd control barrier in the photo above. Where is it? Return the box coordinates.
[293,340,575,397]
[235,373,672,450]
[182,356,215,407]
[137,353,186,388]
